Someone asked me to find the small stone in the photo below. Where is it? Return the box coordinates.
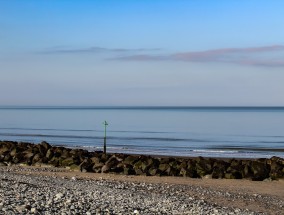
[16,205,26,213]
[55,193,64,199]
[65,199,72,204]
[31,208,37,213]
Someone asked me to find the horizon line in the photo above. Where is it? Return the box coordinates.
[1,105,284,109]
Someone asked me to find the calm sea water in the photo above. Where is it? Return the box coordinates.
[0,107,284,158]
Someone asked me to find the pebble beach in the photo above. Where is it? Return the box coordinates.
[1,165,283,215]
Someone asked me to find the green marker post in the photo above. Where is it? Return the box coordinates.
[103,121,108,155]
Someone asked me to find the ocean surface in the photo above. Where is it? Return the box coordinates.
[0,107,284,158]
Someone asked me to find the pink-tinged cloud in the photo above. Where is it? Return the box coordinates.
[113,45,284,67]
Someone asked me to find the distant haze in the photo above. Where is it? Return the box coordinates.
[1,1,284,106]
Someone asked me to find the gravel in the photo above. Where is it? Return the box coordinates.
[0,166,282,215]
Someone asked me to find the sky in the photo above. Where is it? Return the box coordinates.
[1,0,284,106]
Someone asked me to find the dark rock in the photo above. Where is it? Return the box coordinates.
[169,160,179,169]
[159,157,175,164]
[22,151,35,164]
[212,160,228,179]
[225,166,243,179]
[133,160,148,173]
[4,153,12,162]
[123,166,136,175]
[48,157,60,167]
[224,173,236,179]
[196,158,212,177]
[180,168,189,177]
[79,158,93,172]
[1,140,284,181]
[100,154,110,163]
[124,155,139,165]
[53,147,66,157]
[242,164,253,179]
[32,153,42,164]
[178,160,188,170]
[269,160,284,179]
[61,157,76,167]
[10,147,21,157]
[185,160,198,178]
[105,155,120,167]
[69,164,80,171]
[226,160,243,179]
[165,166,178,176]
[159,163,170,172]
[251,161,270,181]
[90,156,100,164]
[92,162,104,173]
[0,145,10,155]
[61,149,71,159]
[148,167,159,176]
[101,164,110,173]
[40,141,51,150]
[46,149,54,160]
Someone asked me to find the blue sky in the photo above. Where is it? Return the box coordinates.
[1,0,284,106]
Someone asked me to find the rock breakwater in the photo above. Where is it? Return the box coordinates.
[0,141,283,181]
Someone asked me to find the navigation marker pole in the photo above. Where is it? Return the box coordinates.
[103,121,108,155]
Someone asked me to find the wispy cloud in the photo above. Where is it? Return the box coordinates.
[40,46,161,54]
[113,45,284,67]
[240,59,284,67]
[113,54,166,61]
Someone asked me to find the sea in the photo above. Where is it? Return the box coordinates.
[0,107,284,159]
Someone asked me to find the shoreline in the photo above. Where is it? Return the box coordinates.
[1,140,284,181]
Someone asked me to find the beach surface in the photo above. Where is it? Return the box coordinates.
[0,165,283,214]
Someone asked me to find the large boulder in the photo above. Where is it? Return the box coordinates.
[269,159,284,179]
[10,147,22,157]
[123,165,136,175]
[195,157,213,177]
[165,166,179,176]
[178,160,188,170]
[102,155,123,173]
[123,155,139,165]
[79,158,93,172]
[159,163,170,172]
[61,149,71,159]
[90,156,101,165]
[39,141,51,151]
[22,150,35,164]
[251,161,270,181]
[92,162,104,173]
[45,149,54,160]
[212,160,229,179]
[225,159,243,179]
[34,144,49,156]
[32,153,43,164]
[0,145,11,155]
[148,167,159,176]
[61,157,76,167]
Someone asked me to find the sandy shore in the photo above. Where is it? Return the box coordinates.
[1,165,283,214]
